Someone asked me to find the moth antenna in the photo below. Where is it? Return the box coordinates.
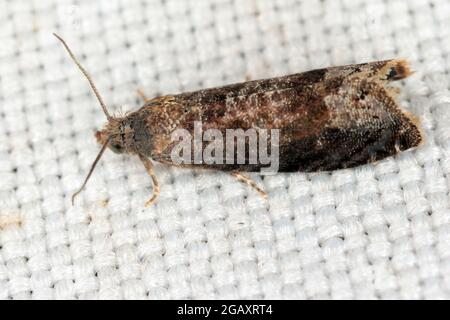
[72,138,110,205]
[53,33,112,120]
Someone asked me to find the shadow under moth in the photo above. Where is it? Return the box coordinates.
[54,34,423,206]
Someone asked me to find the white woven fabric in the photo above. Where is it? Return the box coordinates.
[0,0,449,300]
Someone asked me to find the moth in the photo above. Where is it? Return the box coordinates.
[54,34,423,206]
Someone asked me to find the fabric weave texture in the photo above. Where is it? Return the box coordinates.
[0,0,449,299]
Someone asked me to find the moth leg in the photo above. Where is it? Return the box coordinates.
[136,89,150,103]
[231,172,267,199]
[138,154,160,207]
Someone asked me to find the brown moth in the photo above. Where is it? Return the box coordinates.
[54,34,423,206]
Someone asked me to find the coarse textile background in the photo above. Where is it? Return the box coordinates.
[0,0,449,299]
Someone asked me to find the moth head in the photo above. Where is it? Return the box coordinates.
[96,118,134,154]
[95,129,125,154]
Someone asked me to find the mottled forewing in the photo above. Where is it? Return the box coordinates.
[144,59,422,172]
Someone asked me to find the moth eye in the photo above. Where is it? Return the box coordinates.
[110,143,123,153]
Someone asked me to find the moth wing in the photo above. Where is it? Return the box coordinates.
[146,59,421,172]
